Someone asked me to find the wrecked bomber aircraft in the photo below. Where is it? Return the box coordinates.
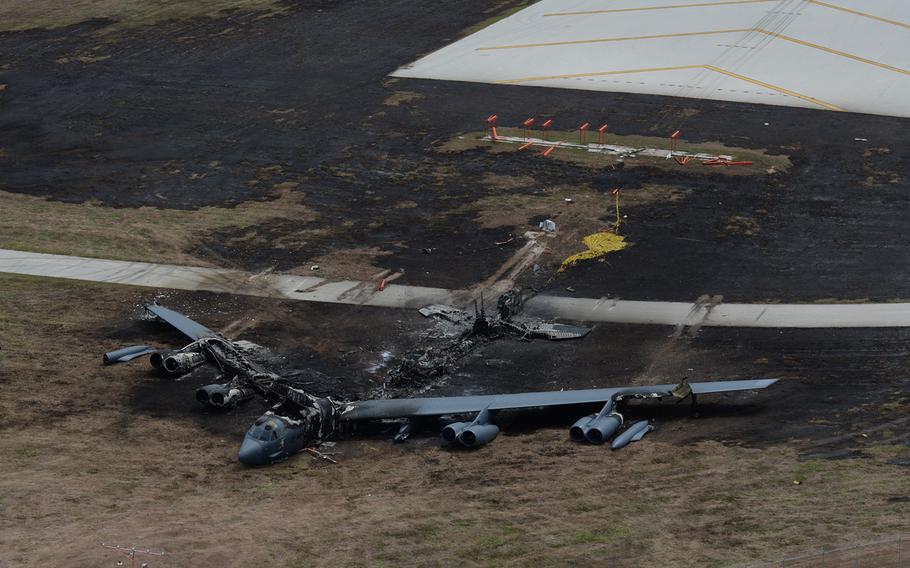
[105,304,777,466]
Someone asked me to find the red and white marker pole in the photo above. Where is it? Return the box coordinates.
[598,123,609,145]
[579,122,590,144]
[541,119,553,140]
[522,117,535,140]
[487,114,498,141]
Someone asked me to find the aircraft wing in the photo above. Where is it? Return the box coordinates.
[145,304,217,341]
[339,379,778,421]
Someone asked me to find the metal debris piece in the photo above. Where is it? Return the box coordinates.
[539,219,556,232]
[305,446,338,464]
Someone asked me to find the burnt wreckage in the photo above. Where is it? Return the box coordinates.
[105,303,777,466]
[380,290,590,393]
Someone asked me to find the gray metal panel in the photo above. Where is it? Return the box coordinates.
[341,379,778,421]
[145,304,216,341]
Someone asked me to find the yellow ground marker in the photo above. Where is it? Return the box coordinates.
[477,29,751,51]
[560,232,628,272]
[496,64,842,111]
[544,0,774,17]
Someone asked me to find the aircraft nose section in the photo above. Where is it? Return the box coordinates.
[238,436,267,466]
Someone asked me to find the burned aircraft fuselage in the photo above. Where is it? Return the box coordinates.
[238,395,339,465]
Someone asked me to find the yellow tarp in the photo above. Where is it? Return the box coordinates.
[559,231,627,272]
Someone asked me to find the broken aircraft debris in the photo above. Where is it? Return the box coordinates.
[419,289,592,342]
[106,303,777,466]
[376,290,591,395]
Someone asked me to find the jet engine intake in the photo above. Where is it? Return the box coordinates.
[442,422,468,443]
[195,384,224,404]
[584,413,623,445]
[149,350,174,369]
[458,424,500,448]
[570,414,596,442]
[196,383,254,408]
[162,351,206,374]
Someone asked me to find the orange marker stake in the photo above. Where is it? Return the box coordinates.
[579,122,590,144]
[541,119,553,140]
[522,117,535,140]
[670,130,681,153]
[541,141,562,157]
[597,123,609,145]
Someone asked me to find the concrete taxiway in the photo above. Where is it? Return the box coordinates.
[5,248,910,328]
[394,0,910,117]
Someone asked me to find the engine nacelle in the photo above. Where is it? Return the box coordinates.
[584,413,623,445]
[458,424,500,448]
[196,384,255,408]
[196,384,225,404]
[570,414,596,442]
[442,422,469,443]
[162,351,206,374]
[149,350,174,369]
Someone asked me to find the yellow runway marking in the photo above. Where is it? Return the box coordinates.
[701,65,843,110]
[543,0,774,17]
[495,65,704,84]
[497,64,843,111]
[763,30,910,76]
[477,29,751,51]
[808,1,910,30]
[480,26,910,78]
[543,0,910,30]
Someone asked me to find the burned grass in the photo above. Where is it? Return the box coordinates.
[0,0,284,32]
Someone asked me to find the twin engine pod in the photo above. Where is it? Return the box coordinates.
[442,407,499,448]
[442,422,500,448]
[570,412,623,444]
[150,350,206,374]
[569,399,653,449]
[196,384,256,408]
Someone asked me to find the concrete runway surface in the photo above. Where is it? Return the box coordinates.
[394,0,910,117]
[5,248,910,328]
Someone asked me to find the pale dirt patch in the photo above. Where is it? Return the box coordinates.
[301,247,393,282]
[722,215,761,237]
[383,91,424,107]
[463,176,690,272]
[439,129,791,176]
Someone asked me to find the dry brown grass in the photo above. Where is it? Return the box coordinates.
[0,0,284,32]
[0,187,317,266]
[2,274,908,567]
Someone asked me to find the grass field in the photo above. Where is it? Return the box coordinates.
[441,128,792,174]
[1,274,908,567]
[0,186,316,265]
